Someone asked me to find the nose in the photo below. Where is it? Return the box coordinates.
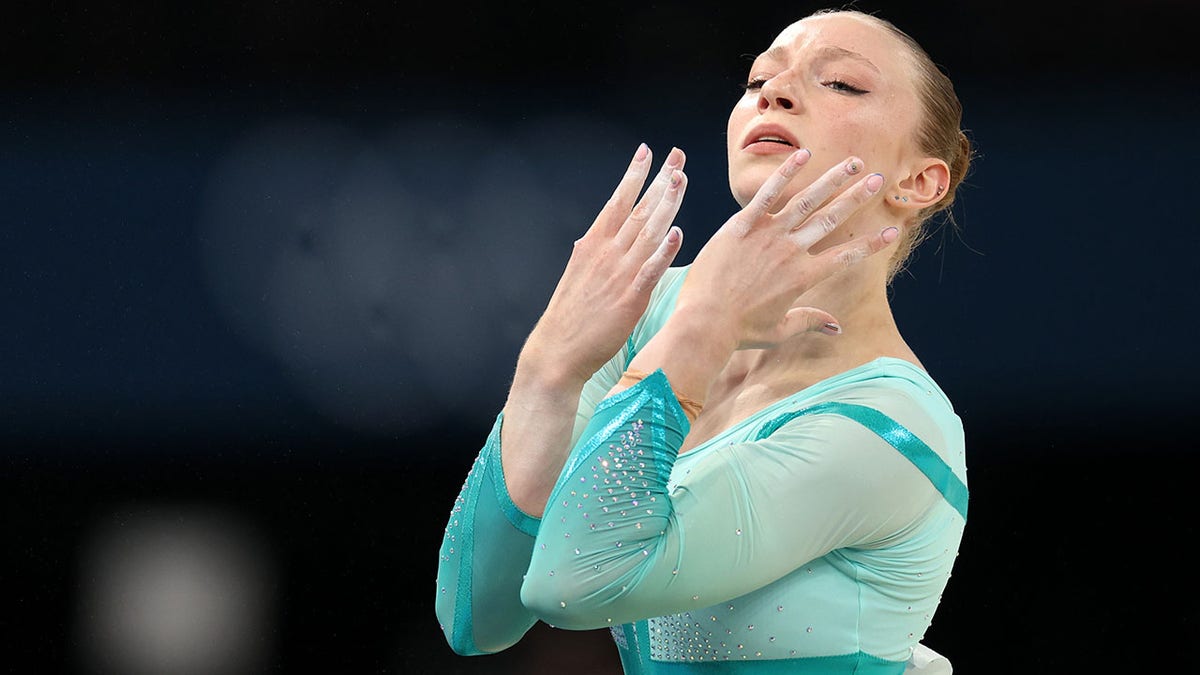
[757,75,799,113]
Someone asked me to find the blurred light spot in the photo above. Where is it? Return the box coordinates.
[75,507,274,675]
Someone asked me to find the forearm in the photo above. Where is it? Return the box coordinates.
[500,348,590,517]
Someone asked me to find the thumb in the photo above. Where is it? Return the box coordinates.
[777,306,843,339]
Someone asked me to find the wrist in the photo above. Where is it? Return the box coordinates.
[626,309,736,404]
[513,338,592,394]
[667,305,739,362]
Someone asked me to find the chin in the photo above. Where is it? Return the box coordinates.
[730,177,802,213]
[728,170,774,207]
[728,182,752,208]
[729,158,813,211]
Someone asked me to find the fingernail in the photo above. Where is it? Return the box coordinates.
[669,170,682,189]
[865,173,884,193]
[666,147,683,168]
[667,226,681,243]
[846,158,863,174]
[635,143,649,161]
[794,148,812,163]
[882,226,899,243]
[821,322,843,336]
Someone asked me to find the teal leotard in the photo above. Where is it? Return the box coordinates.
[435,267,968,673]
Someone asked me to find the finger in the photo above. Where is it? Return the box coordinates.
[632,226,684,294]
[586,143,654,239]
[779,307,844,339]
[743,148,813,221]
[812,224,901,274]
[614,147,686,249]
[788,171,886,250]
[630,170,687,259]
[742,306,841,348]
[772,155,867,229]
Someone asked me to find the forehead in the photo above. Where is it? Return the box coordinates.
[763,13,913,72]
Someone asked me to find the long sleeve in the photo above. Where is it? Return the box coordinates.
[435,413,539,655]
[434,336,631,654]
[519,369,952,632]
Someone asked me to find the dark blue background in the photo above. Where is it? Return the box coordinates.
[4,1,1198,672]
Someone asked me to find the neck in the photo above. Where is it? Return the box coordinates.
[719,263,916,397]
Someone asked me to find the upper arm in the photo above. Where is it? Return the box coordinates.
[659,412,944,600]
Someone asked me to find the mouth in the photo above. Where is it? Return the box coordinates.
[754,136,793,146]
[742,125,801,154]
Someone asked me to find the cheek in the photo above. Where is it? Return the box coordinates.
[726,100,761,207]
[813,113,870,155]
[815,114,902,173]
[726,99,756,154]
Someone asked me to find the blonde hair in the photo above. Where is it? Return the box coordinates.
[812,9,974,280]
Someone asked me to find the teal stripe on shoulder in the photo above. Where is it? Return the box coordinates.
[648,651,905,674]
[756,402,968,520]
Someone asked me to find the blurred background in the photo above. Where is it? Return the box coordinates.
[3,0,1197,672]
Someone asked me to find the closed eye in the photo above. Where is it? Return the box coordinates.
[743,77,869,95]
[823,79,869,95]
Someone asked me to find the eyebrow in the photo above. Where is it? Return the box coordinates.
[758,45,881,74]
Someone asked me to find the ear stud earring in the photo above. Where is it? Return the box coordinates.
[893,185,945,202]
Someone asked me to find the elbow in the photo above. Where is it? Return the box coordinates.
[518,577,558,623]
[436,590,527,657]
[444,629,478,657]
[437,620,469,657]
[439,618,491,657]
[447,637,484,658]
[435,592,484,657]
[520,574,609,631]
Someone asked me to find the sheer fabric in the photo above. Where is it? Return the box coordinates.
[436,267,967,673]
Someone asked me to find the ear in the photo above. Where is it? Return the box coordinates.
[888,157,950,213]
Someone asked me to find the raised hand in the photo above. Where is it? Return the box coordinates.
[518,144,689,388]
[676,150,897,350]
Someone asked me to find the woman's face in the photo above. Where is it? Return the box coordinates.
[727,13,923,212]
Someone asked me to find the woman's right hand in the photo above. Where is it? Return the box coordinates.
[516,144,689,390]
[674,150,896,351]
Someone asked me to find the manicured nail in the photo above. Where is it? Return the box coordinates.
[846,158,862,174]
[780,149,810,178]
[634,143,649,161]
[865,173,884,193]
[667,226,681,243]
[666,147,683,168]
[821,322,843,336]
[669,170,682,189]
[882,226,899,243]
